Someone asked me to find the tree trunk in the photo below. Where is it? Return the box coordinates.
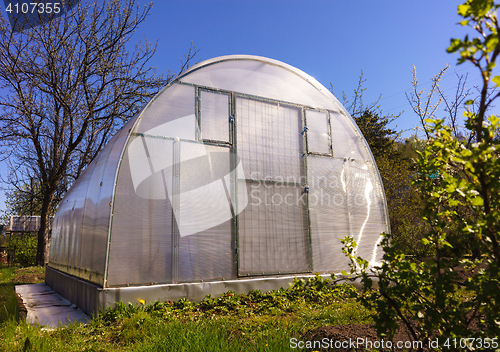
[36,191,55,266]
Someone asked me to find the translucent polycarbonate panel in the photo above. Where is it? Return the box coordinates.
[79,118,136,285]
[307,156,352,272]
[135,83,196,140]
[49,187,74,267]
[178,218,234,282]
[127,135,173,200]
[238,181,309,275]
[330,111,371,161]
[178,146,234,281]
[107,135,173,287]
[306,110,331,155]
[200,90,230,143]
[182,59,339,110]
[66,176,89,270]
[48,117,139,285]
[50,163,93,271]
[59,199,72,266]
[177,142,234,237]
[237,97,308,275]
[346,159,387,266]
[80,155,106,277]
[236,98,303,182]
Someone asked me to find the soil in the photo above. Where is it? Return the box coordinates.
[302,323,423,351]
[303,259,488,351]
[13,267,45,284]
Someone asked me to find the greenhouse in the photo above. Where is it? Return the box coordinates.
[46,55,390,316]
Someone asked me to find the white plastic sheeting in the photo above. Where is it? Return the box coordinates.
[16,283,89,328]
[48,55,389,290]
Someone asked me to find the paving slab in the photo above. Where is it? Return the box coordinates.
[15,283,90,328]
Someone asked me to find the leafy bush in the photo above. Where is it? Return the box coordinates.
[391,218,434,258]
[7,234,37,267]
[342,1,500,350]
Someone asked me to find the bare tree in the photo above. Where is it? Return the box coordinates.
[0,0,197,266]
[438,72,471,140]
[405,65,473,141]
[332,70,382,119]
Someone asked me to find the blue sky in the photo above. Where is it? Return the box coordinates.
[0,0,494,212]
[133,0,484,132]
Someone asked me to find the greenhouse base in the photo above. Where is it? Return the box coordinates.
[45,266,358,317]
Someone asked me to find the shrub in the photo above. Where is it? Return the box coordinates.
[7,234,37,267]
[342,1,500,350]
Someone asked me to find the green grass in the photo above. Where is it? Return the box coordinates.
[0,271,372,351]
[0,266,19,324]
[0,265,46,326]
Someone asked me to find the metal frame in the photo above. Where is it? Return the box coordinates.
[304,109,334,157]
[53,56,390,292]
[198,88,232,145]
[171,140,181,283]
[235,97,312,277]
[178,81,338,114]
[231,92,239,279]
[124,82,385,279]
[301,108,314,272]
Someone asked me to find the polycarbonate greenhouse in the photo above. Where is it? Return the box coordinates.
[46,55,390,316]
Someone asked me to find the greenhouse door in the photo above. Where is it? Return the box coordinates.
[235,97,311,276]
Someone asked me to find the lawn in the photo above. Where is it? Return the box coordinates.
[0,266,45,324]
[0,266,371,351]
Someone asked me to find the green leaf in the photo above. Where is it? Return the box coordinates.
[341,270,348,276]
[489,114,499,125]
[469,0,494,17]
[458,4,470,16]
[460,19,469,26]
[485,35,499,52]
[447,38,463,53]
[492,75,500,87]
[472,197,484,206]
